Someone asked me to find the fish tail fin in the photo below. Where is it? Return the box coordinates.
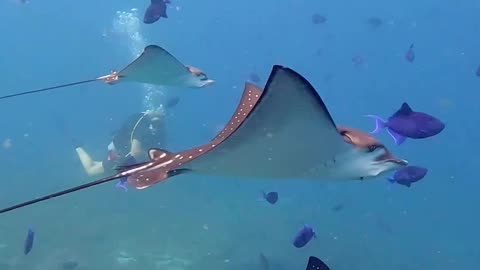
[166,96,180,109]
[256,190,266,202]
[115,177,129,192]
[387,176,396,184]
[365,114,387,134]
[386,128,407,145]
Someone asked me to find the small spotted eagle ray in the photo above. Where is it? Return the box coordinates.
[0,45,214,101]
[0,65,407,214]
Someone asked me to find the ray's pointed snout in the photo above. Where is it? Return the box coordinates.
[202,79,215,87]
[387,157,408,167]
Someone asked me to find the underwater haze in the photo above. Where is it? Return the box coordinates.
[0,0,479,269]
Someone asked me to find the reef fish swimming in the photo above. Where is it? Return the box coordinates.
[24,227,35,255]
[0,65,407,214]
[293,224,316,248]
[388,165,428,187]
[144,0,171,24]
[366,102,445,145]
[262,191,278,205]
[405,43,415,62]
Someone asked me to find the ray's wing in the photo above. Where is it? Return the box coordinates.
[118,45,194,86]
[127,65,352,189]
[184,65,350,178]
[126,83,262,188]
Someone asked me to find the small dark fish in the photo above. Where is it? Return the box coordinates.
[249,72,261,83]
[366,102,445,145]
[405,43,415,62]
[366,16,383,29]
[259,252,269,270]
[293,224,316,248]
[115,177,129,192]
[61,261,79,270]
[166,96,180,108]
[312,14,327,24]
[376,217,393,234]
[306,256,330,270]
[262,191,278,204]
[352,54,366,69]
[114,155,137,192]
[144,0,171,24]
[388,166,428,187]
[331,203,344,212]
[476,64,480,77]
[24,227,34,255]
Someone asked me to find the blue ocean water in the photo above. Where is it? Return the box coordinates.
[0,0,478,269]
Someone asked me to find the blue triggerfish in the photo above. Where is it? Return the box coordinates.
[24,227,35,255]
[262,191,278,205]
[293,224,316,248]
[405,43,415,62]
[306,256,330,270]
[366,102,445,145]
[388,166,428,187]
[114,155,138,192]
[144,0,171,24]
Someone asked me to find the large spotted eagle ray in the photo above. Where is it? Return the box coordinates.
[0,65,407,214]
[0,45,214,101]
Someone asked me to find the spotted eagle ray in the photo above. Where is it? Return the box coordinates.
[0,65,407,214]
[0,45,214,101]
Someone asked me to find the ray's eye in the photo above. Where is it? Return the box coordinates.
[367,145,378,152]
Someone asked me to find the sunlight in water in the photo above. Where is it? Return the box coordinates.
[112,8,166,115]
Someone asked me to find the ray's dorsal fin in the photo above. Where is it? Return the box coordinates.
[393,102,413,116]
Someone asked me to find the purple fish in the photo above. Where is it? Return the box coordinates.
[61,261,79,270]
[144,0,170,24]
[262,191,278,204]
[249,72,261,83]
[366,102,445,145]
[115,177,129,192]
[388,165,427,187]
[405,43,415,62]
[114,155,138,192]
[306,256,330,270]
[293,224,316,248]
[24,227,34,255]
[311,13,327,24]
[366,16,383,29]
[166,96,180,108]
